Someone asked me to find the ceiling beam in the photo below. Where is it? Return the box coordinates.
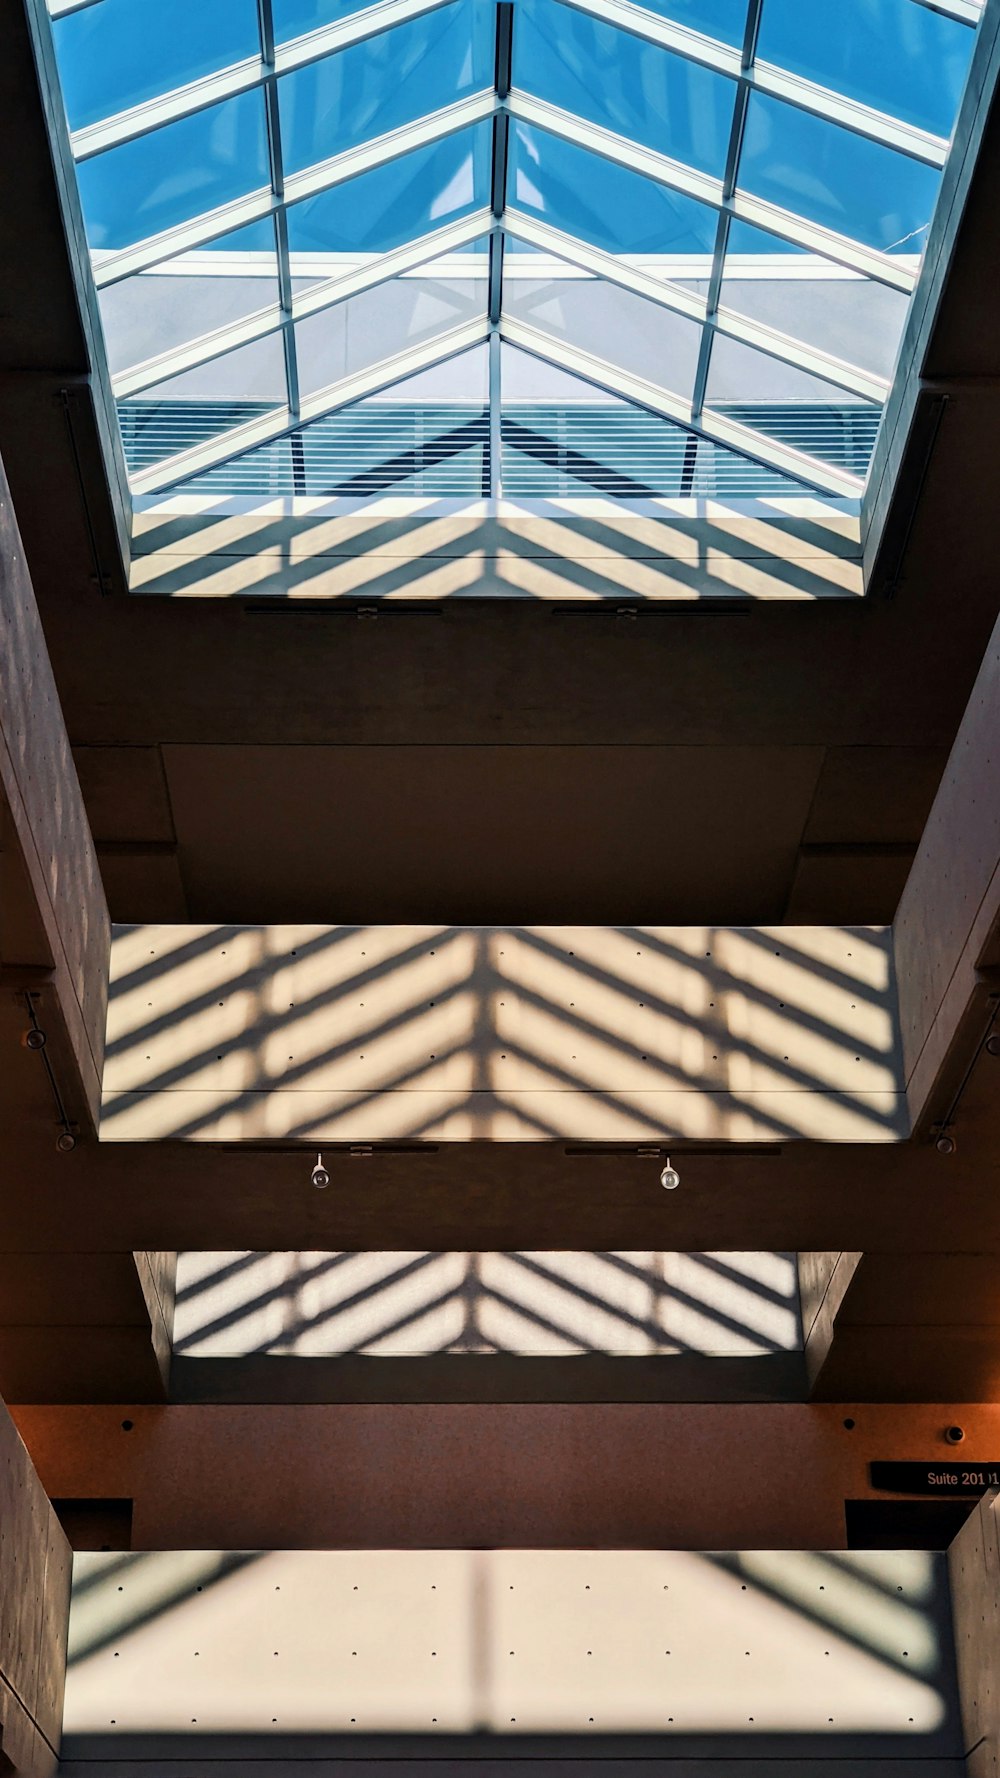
[690,0,763,423]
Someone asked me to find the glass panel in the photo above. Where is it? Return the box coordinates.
[99,218,279,378]
[636,0,750,46]
[286,124,492,259]
[293,263,485,396]
[737,93,941,254]
[756,0,975,141]
[500,348,805,498]
[52,0,261,131]
[77,90,269,251]
[298,401,489,497]
[509,124,720,258]
[151,347,490,497]
[720,220,909,380]
[117,334,286,475]
[503,251,704,401]
[704,333,881,474]
[368,340,489,402]
[503,339,627,403]
[514,0,737,177]
[706,331,872,404]
[273,0,385,43]
[278,0,494,174]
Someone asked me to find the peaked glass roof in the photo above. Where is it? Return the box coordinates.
[48,0,982,502]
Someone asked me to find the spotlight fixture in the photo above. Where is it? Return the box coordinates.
[310,1152,330,1190]
[660,1157,680,1191]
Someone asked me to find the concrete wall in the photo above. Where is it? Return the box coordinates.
[0,452,110,1132]
[166,1248,803,1404]
[948,1486,1000,1778]
[14,1401,1000,1554]
[0,1396,71,1776]
[894,606,1000,1133]
[128,504,864,602]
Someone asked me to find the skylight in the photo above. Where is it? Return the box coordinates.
[47,0,982,504]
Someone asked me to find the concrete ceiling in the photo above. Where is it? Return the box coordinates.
[3,0,1000,1411]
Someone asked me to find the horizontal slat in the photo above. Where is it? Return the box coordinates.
[127,318,488,493]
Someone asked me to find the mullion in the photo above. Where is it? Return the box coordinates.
[691,0,764,422]
[258,0,301,448]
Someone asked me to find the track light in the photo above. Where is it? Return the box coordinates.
[660,1157,680,1190]
[310,1152,330,1190]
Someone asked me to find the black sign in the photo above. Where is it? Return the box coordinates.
[870,1462,1000,1496]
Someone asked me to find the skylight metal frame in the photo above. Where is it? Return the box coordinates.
[501,314,865,496]
[503,215,889,405]
[112,209,493,399]
[69,0,455,159]
[49,0,980,504]
[91,89,497,286]
[506,92,920,292]
[128,313,487,494]
[556,0,950,166]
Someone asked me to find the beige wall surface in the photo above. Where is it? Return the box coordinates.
[172,1250,802,1360]
[101,924,905,1143]
[61,1547,954,1744]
